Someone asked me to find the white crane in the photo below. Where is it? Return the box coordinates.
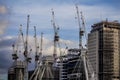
[75,5,95,80]
[34,26,39,68]
[51,9,59,61]
[39,32,43,62]
[23,15,32,80]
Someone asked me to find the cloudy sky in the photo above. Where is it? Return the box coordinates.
[0,0,120,79]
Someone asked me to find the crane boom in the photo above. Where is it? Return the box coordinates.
[12,27,22,61]
[75,5,89,80]
[34,26,39,68]
[75,5,95,80]
[24,15,31,80]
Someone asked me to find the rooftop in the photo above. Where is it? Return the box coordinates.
[91,20,120,31]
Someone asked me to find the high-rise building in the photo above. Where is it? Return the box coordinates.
[88,21,120,80]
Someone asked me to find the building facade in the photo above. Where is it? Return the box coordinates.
[88,21,120,80]
[56,48,86,80]
[67,49,86,80]
[8,61,25,80]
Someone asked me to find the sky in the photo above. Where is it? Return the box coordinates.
[0,0,120,80]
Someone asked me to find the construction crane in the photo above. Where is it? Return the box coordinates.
[39,32,43,61]
[12,26,23,61]
[29,30,43,80]
[80,12,95,80]
[11,25,26,80]
[75,5,95,80]
[19,25,25,49]
[23,15,32,80]
[34,26,39,68]
[76,5,84,50]
[76,5,88,80]
[51,9,59,61]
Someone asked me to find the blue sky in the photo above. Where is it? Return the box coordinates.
[0,0,120,79]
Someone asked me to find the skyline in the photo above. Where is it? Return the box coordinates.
[0,0,120,80]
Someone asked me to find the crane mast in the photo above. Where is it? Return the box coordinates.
[24,15,31,80]
[39,32,43,61]
[19,25,26,49]
[34,26,39,68]
[76,5,89,80]
[76,5,84,50]
[12,25,24,61]
[24,15,29,57]
[51,9,59,61]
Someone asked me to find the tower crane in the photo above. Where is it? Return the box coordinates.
[29,31,42,80]
[75,5,95,80]
[39,32,43,61]
[76,5,84,50]
[19,25,25,49]
[12,25,26,80]
[80,11,95,80]
[12,25,24,61]
[23,15,32,80]
[76,5,88,80]
[12,27,21,61]
[51,9,59,61]
[34,26,39,68]
[80,12,87,41]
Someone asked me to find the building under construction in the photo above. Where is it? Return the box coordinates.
[7,4,120,80]
[67,48,86,80]
[88,20,120,80]
[8,56,59,80]
[8,61,25,80]
[8,48,87,80]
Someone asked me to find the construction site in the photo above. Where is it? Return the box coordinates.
[7,5,120,80]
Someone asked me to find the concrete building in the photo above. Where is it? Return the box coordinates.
[88,21,120,80]
[8,61,25,80]
[58,56,68,80]
[55,48,86,80]
[8,56,59,80]
[67,48,86,80]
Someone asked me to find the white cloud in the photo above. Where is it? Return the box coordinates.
[3,4,119,57]
[27,36,76,56]
[1,35,76,58]
[11,4,120,32]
